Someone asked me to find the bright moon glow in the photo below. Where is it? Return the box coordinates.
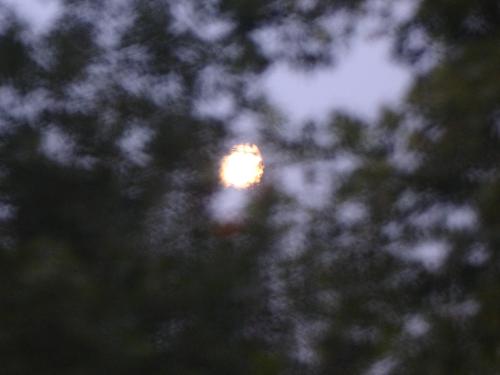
[220,144,264,189]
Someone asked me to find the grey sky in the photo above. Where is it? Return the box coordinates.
[3,0,411,123]
[2,0,454,271]
[1,0,60,34]
[263,36,410,123]
[3,0,412,228]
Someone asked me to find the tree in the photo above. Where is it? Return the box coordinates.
[277,0,500,373]
[0,0,366,374]
[1,0,500,373]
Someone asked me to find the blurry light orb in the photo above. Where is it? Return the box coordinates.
[220,144,264,189]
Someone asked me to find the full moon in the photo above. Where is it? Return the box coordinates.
[220,144,264,189]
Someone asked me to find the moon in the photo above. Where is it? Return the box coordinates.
[219,144,264,189]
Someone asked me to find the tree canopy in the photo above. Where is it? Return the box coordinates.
[0,0,499,374]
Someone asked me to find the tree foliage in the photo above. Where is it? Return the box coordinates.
[0,0,499,374]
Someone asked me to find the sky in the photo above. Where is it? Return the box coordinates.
[1,0,60,34]
[263,33,411,124]
[1,0,454,271]
[1,0,411,123]
[2,0,413,228]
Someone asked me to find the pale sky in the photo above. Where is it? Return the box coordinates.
[2,0,413,225]
[4,0,450,269]
[1,0,60,34]
[263,36,411,123]
[2,0,411,123]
